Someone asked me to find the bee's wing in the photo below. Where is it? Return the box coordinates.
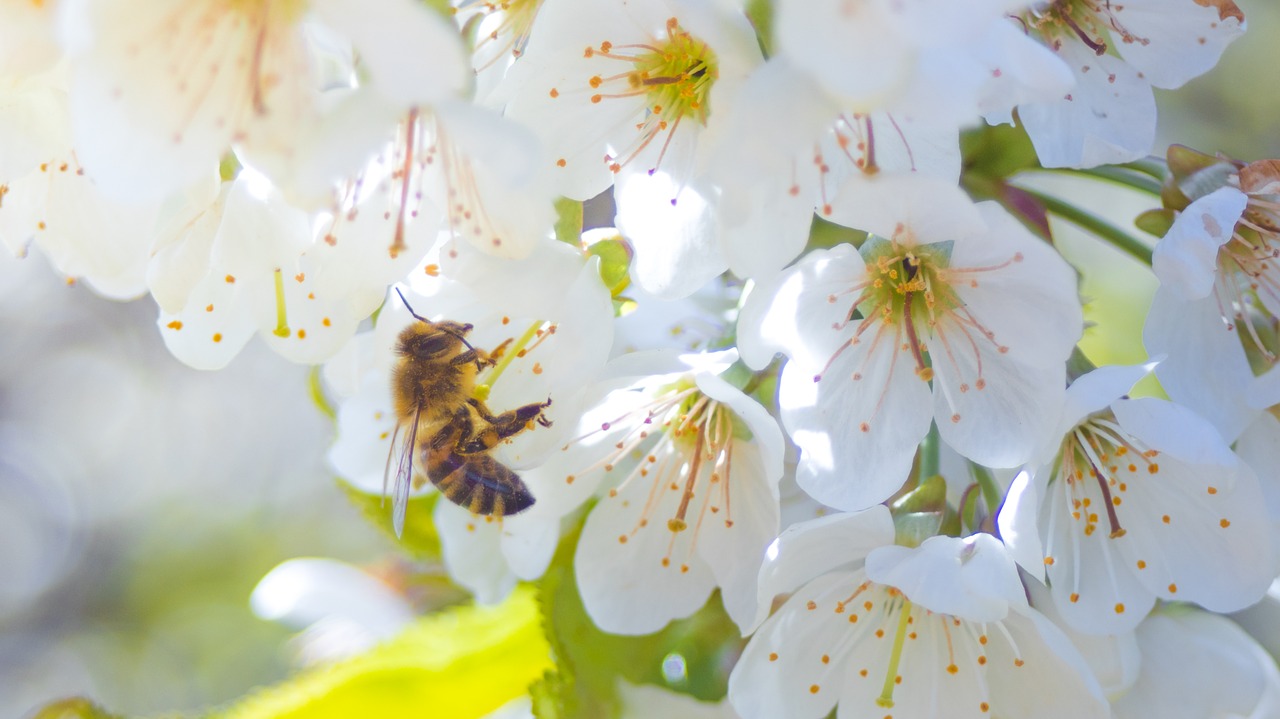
[385,406,421,539]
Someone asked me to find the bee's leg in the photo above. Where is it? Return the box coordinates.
[470,397,553,441]
[485,338,514,363]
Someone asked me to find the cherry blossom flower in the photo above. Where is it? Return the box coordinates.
[1016,0,1246,168]
[738,179,1082,511]
[998,363,1276,636]
[1145,161,1280,442]
[561,348,784,634]
[729,514,1109,719]
[502,0,761,297]
[63,0,469,201]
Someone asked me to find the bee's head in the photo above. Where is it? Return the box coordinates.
[397,322,465,360]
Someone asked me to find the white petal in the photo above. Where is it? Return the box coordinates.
[984,609,1111,719]
[997,470,1046,582]
[157,271,258,370]
[1019,39,1156,169]
[1060,363,1151,435]
[310,0,468,106]
[827,174,985,244]
[780,335,933,511]
[728,570,860,719]
[1144,288,1257,443]
[1151,187,1246,300]
[147,177,226,313]
[574,467,717,635]
[1111,397,1236,466]
[752,507,894,631]
[1113,611,1279,719]
[736,245,864,372]
[865,534,1027,622]
[616,170,727,300]
[434,500,517,605]
[1110,0,1246,90]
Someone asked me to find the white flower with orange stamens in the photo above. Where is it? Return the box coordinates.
[516,347,783,634]
[998,363,1277,636]
[63,0,469,201]
[729,515,1109,719]
[502,0,760,298]
[1015,0,1245,168]
[1145,161,1280,443]
[738,177,1082,512]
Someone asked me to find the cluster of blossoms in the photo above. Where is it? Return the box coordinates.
[9,0,1280,716]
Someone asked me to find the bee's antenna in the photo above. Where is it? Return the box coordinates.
[395,287,430,323]
[395,286,481,360]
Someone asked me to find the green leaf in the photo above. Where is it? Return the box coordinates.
[806,214,865,252]
[555,197,585,245]
[534,529,743,719]
[31,698,123,719]
[220,587,552,719]
[1134,208,1176,238]
[339,480,443,559]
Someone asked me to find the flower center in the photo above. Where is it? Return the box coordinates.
[1031,0,1149,55]
[585,17,717,176]
[1051,413,1159,543]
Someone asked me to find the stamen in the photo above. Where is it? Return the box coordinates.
[877,598,913,708]
[476,319,545,398]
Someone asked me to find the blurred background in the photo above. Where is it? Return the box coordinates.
[3,2,1279,717]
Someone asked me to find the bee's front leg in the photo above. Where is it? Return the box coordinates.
[471,397,553,438]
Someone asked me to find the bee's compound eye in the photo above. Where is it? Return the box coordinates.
[414,332,453,357]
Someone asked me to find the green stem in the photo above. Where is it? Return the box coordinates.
[1120,157,1169,180]
[970,463,1003,517]
[1062,166,1163,196]
[1020,186,1154,266]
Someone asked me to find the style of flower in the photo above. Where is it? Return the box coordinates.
[1015,0,1246,168]
[738,179,1083,511]
[998,364,1276,636]
[729,513,1109,719]
[1145,160,1280,442]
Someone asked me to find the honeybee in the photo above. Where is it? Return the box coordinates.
[385,289,551,537]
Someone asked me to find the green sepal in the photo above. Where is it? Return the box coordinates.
[891,474,947,515]
[892,511,944,548]
[555,197,585,246]
[339,480,443,560]
[959,122,1041,181]
[308,366,336,421]
[1134,208,1177,238]
[744,0,774,57]
[586,234,634,298]
[806,214,866,252]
